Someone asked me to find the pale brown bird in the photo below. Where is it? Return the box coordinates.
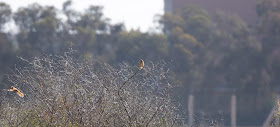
[139,59,144,70]
[7,86,24,97]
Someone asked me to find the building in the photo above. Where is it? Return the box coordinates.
[164,0,259,24]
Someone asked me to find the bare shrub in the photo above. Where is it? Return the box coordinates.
[0,51,182,126]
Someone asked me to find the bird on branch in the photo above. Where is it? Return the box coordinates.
[139,59,144,70]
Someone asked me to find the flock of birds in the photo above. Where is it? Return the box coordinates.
[3,59,144,98]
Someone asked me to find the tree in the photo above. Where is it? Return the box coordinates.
[257,0,280,89]
[14,4,64,57]
[114,30,168,63]
[0,2,11,31]
[0,2,14,84]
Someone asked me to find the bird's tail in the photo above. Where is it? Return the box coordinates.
[17,91,24,97]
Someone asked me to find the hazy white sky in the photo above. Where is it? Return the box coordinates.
[0,0,164,32]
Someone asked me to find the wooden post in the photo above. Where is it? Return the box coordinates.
[188,94,194,127]
[231,94,237,127]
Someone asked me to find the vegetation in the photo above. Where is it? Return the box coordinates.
[0,51,182,126]
[0,0,280,126]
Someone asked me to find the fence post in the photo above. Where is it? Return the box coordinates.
[188,94,194,127]
[276,94,280,127]
[231,94,236,127]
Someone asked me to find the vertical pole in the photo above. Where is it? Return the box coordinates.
[188,94,194,127]
[276,94,280,127]
[231,94,237,127]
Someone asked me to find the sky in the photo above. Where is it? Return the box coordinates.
[0,0,164,32]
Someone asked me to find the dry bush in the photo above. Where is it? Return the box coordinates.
[0,51,182,126]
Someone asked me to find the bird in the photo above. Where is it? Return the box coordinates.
[7,86,24,97]
[139,59,144,70]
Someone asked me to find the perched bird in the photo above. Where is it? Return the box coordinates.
[139,59,144,70]
[7,86,24,97]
